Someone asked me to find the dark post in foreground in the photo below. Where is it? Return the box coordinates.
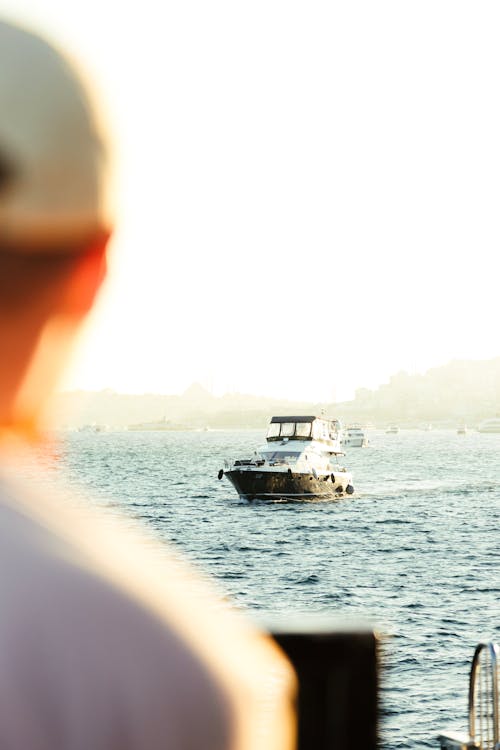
[271,627,379,750]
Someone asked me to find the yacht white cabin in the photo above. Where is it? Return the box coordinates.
[265,415,343,451]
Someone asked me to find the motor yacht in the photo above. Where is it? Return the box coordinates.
[385,424,400,434]
[342,424,369,448]
[219,415,354,502]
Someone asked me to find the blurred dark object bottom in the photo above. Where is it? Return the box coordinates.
[271,627,378,750]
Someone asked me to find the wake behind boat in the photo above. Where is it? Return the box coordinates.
[218,415,354,502]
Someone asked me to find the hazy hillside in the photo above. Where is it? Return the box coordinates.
[328,358,500,427]
[52,358,500,429]
[51,384,320,429]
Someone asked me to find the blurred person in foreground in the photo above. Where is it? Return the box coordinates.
[0,18,296,750]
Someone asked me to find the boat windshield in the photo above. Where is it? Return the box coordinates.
[261,451,302,463]
[296,423,312,437]
[266,423,281,438]
[266,422,312,439]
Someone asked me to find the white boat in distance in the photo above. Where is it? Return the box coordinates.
[342,424,369,448]
[478,418,500,433]
[219,415,354,502]
[386,424,400,434]
[78,423,107,433]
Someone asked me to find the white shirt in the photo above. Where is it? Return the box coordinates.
[0,466,295,750]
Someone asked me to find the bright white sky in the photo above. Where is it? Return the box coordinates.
[2,1,500,402]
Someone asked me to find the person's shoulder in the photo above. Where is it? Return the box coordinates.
[0,471,296,750]
[0,479,234,749]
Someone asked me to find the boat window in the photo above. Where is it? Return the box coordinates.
[280,422,295,437]
[261,451,301,463]
[266,423,280,438]
[295,422,312,438]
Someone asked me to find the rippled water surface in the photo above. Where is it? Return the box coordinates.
[55,429,500,749]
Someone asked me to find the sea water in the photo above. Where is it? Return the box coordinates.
[52,428,500,749]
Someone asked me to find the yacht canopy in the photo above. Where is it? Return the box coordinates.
[270,416,317,423]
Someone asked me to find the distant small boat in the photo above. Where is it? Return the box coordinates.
[78,423,103,433]
[457,424,467,435]
[478,418,500,433]
[342,424,369,448]
[386,425,399,434]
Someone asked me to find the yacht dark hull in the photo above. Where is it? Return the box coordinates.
[225,469,351,501]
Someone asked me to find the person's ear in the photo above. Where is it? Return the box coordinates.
[60,231,111,316]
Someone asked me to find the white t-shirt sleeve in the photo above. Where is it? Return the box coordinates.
[0,551,234,750]
[0,478,296,750]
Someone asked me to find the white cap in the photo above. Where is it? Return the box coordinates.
[0,20,112,253]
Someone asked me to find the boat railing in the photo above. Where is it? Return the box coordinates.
[223,457,265,470]
[439,642,499,750]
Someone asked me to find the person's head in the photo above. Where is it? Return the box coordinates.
[0,19,113,437]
